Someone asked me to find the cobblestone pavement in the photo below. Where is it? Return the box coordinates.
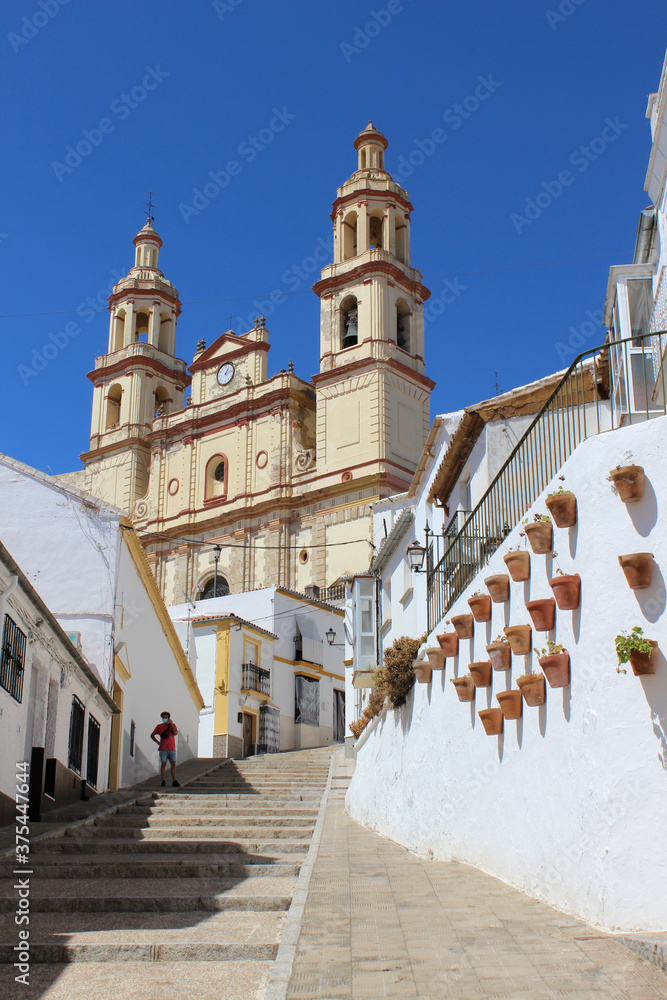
[285,756,666,999]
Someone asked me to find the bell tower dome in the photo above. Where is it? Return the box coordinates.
[312,124,434,499]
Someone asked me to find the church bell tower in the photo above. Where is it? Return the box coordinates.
[80,217,190,511]
[312,123,434,498]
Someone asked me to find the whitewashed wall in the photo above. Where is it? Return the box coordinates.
[348,415,667,932]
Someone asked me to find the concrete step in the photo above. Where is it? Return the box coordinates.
[0,940,278,963]
[95,813,315,828]
[1,859,300,879]
[32,838,311,855]
[127,801,319,817]
[68,825,314,840]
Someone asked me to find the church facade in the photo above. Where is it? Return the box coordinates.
[69,124,434,606]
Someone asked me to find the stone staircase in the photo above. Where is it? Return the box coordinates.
[0,747,333,998]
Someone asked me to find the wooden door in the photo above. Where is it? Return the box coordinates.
[242,712,253,758]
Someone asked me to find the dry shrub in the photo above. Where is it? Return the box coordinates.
[375,634,426,708]
[349,717,368,739]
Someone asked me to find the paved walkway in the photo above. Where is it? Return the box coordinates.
[284,753,666,999]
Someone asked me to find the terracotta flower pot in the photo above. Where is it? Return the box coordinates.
[496,689,523,719]
[484,574,510,603]
[516,672,546,706]
[524,520,553,554]
[549,573,581,611]
[468,661,492,687]
[486,641,511,671]
[609,464,644,503]
[503,624,532,655]
[618,553,654,591]
[450,614,474,639]
[478,707,503,735]
[630,640,658,676]
[538,652,570,688]
[545,492,577,528]
[451,675,475,702]
[503,550,531,582]
[413,660,432,684]
[526,597,556,632]
[424,647,446,670]
[468,593,492,622]
[436,631,459,657]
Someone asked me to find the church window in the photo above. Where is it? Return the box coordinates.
[369,212,383,250]
[396,299,410,352]
[105,384,122,429]
[340,295,359,349]
[112,310,125,352]
[158,313,171,354]
[154,385,170,417]
[378,149,384,169]
[134,311,149,342]
[199,576,230,600]
[360,150,366,169]
[342,211,358,260]
[205,454,228,500]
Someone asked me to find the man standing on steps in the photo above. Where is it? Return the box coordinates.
[151,711,181,788]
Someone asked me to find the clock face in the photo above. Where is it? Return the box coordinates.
[217,363,234,386]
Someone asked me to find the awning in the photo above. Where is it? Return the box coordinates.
[295,615,321,642]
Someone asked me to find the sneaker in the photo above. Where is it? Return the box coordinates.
[161,780,166,787]
[172,780,180,788]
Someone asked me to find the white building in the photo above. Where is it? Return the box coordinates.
[345,50,667,933]
[0,454,203,792]
[170,586,345,758]
[0,541,116,824]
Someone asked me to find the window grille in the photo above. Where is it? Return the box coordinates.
[258,704,280,753]
[295,675,320,726]
[130,719,136,757]
[241,663,271,696]
[68,696,85,774]
[0,615,26,703]
[86,715,101,788]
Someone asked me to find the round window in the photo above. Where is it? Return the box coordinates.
[214,462,226,483]
[299,549,309,564]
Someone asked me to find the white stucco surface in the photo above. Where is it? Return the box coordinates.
[347,415,667,932]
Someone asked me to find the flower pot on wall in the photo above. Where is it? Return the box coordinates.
[486,641,511,671]
[450,614,475,639]
[485,574,510,603]
[413,660,432,684]
[503,550,531,582]
[478,707,503,735]
[618,553,654,591]
[516,672,546,706]
[436,632,459,657]
[545,492,577,527]
[503,624,532,655]
[538,652,570,688]
[468,661,492,687]
[526,597,556,632]
[630,640,658,676]
[468,593,492,622]
[424,647,446,670]
[524,521,553,554]
[549,574,581,611]
[496,689,523,719]
[609,464,645,503]
[451,675,475,702]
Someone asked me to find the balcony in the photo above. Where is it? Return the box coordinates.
[241,663,270,696]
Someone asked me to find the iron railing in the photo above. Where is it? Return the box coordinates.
[68,696,85,775]
[0,615,26,703]
[426,332,667,632]
[241,662,271,696]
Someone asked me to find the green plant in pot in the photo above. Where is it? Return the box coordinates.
[523,513,553,554]
[614,626,658,676]
[545,480,577,527]
[534,640,570,688]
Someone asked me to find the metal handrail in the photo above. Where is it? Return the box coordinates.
[426,331,667,632]
[241,662,271,696]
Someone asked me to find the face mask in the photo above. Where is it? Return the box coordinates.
[162,717,169,723]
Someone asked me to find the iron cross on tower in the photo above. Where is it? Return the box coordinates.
[145,191,155,222]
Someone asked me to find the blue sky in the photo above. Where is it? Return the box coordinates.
[1,0,666,474]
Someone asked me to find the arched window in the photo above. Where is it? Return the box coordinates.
[154,386,170,417]
[205,454,228,500]
[105,384,122,429]
[396,299,410,352]
[340,295,359,349]
[112,310,125,352]
[343,211,358,260]
[369,212,383,250]
[199,576,230,600]
[134,311,149,342]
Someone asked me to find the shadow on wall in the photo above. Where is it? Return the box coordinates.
[642,647,667,770]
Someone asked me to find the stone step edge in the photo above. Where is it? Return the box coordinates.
[618,935,667,973]
[0,895,292,913]
[0,942,278,963]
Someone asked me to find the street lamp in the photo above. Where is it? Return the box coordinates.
[406,539,426,572]
[325,627,344,647]
[213,544,222,597]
